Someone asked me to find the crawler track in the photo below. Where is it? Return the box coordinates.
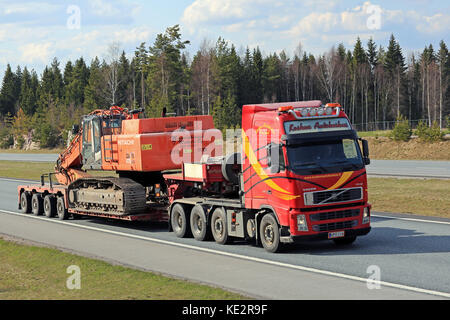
[68,177,146,216]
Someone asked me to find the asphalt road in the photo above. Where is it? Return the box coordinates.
[1,153,449,179]
[367,160,450,179]
[0,178,449,300]
[0,153,59,162]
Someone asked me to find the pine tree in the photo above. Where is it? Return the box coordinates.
[0,64,19,115]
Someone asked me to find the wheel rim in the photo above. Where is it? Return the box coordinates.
[192,214,203,235]
[173,212,182,232]
[263,224,274,245]
[57,201,63,216]
[214,218,224,237]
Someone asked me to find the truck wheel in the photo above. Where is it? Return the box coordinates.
[20,192,32,214]
[190,205,210,241]
[211,208,229,245]
[171,204,191,238]
[56,196,68,220]
[259,214,281,253]
[43,195,56,218]
[31,193,44,216]
[333,236,357,246]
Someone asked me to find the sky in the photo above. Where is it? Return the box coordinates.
[0,0,449,79]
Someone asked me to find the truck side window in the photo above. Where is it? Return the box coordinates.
[342,139,358,159]
[279,145,286,171]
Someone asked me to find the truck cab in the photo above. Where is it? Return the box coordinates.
[241,101,371,250]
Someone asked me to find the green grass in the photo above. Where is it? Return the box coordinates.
[0,161,118,181]
[357,130,392,138]
[0,148,63,154]
[0,238,247,300]
[0,161,55,180]
[368,177,450,218]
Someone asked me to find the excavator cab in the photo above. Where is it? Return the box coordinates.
[81,115,103,170]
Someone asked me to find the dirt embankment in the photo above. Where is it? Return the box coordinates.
[366,137,450,161]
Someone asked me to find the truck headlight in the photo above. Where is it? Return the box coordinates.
[297,214,308,232]
[363,207,370,225]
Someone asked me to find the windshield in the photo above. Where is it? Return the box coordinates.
[286,138,364,175]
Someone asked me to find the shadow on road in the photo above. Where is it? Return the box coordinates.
[68,216,450,256]
[285,226,450,255]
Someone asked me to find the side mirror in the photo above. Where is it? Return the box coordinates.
[268,143,281,174]
[72,124,80,135]
[361,139,370,165]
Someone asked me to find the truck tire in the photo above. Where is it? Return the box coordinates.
[56,196,69,220]
[171,203,191,238]
[259,214,281,253]
[31,193,44,216]
[333,236,357,246]
[190,205,211,241]
[43,195,56,218]
[20,192,32,214]
[211,207,229,245]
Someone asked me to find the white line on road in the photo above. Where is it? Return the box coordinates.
[0,177,38,184]
[1,209,449,299]
[372,214,450,226]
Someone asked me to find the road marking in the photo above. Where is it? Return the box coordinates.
[0,177,38,184]
[1,209,449,299]
[372,214,450,226]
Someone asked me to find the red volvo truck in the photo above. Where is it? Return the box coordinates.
[167,100,371,252]
[18,101,371,253]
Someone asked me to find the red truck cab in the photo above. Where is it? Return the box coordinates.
[241,101,371,248]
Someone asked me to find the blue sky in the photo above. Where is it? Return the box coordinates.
[0,0,449,79]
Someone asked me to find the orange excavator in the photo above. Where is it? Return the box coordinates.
[18,106,220,220]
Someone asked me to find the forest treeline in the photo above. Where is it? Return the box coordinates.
[0,25,449,149]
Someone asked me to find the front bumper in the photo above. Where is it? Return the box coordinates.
[281,227,371,243]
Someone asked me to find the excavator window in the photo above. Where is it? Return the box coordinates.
[83,121,92,144]
[82,116,102,169]
[102,118,122,135]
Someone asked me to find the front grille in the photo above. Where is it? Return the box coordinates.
[305,188,362,206]
[310,209,360,222]
[312,220,358,232]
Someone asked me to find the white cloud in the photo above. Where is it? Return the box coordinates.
[113,26,152,44]
[20,42,53,64]
[416,13,450,34]
[90,0,121,17]
[181,0,272,31]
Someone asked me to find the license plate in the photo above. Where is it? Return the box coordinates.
[328,231,345,239]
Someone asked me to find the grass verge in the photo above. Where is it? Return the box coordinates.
[0,161,117,181]
[0,148,63,154]
[0,161,54,181]
[0,237,247,300]
[368,177,450,218]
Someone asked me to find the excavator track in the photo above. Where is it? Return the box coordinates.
[67,177,147,216]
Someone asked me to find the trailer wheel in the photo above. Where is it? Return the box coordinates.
[259,214,281,253]
[20,192,32,214]
[31,193,44,216]
[211,208,229,245]
[43,195,56,218]
[190,205,211,241]
[56,196,69,220]
[171,204,191,238]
